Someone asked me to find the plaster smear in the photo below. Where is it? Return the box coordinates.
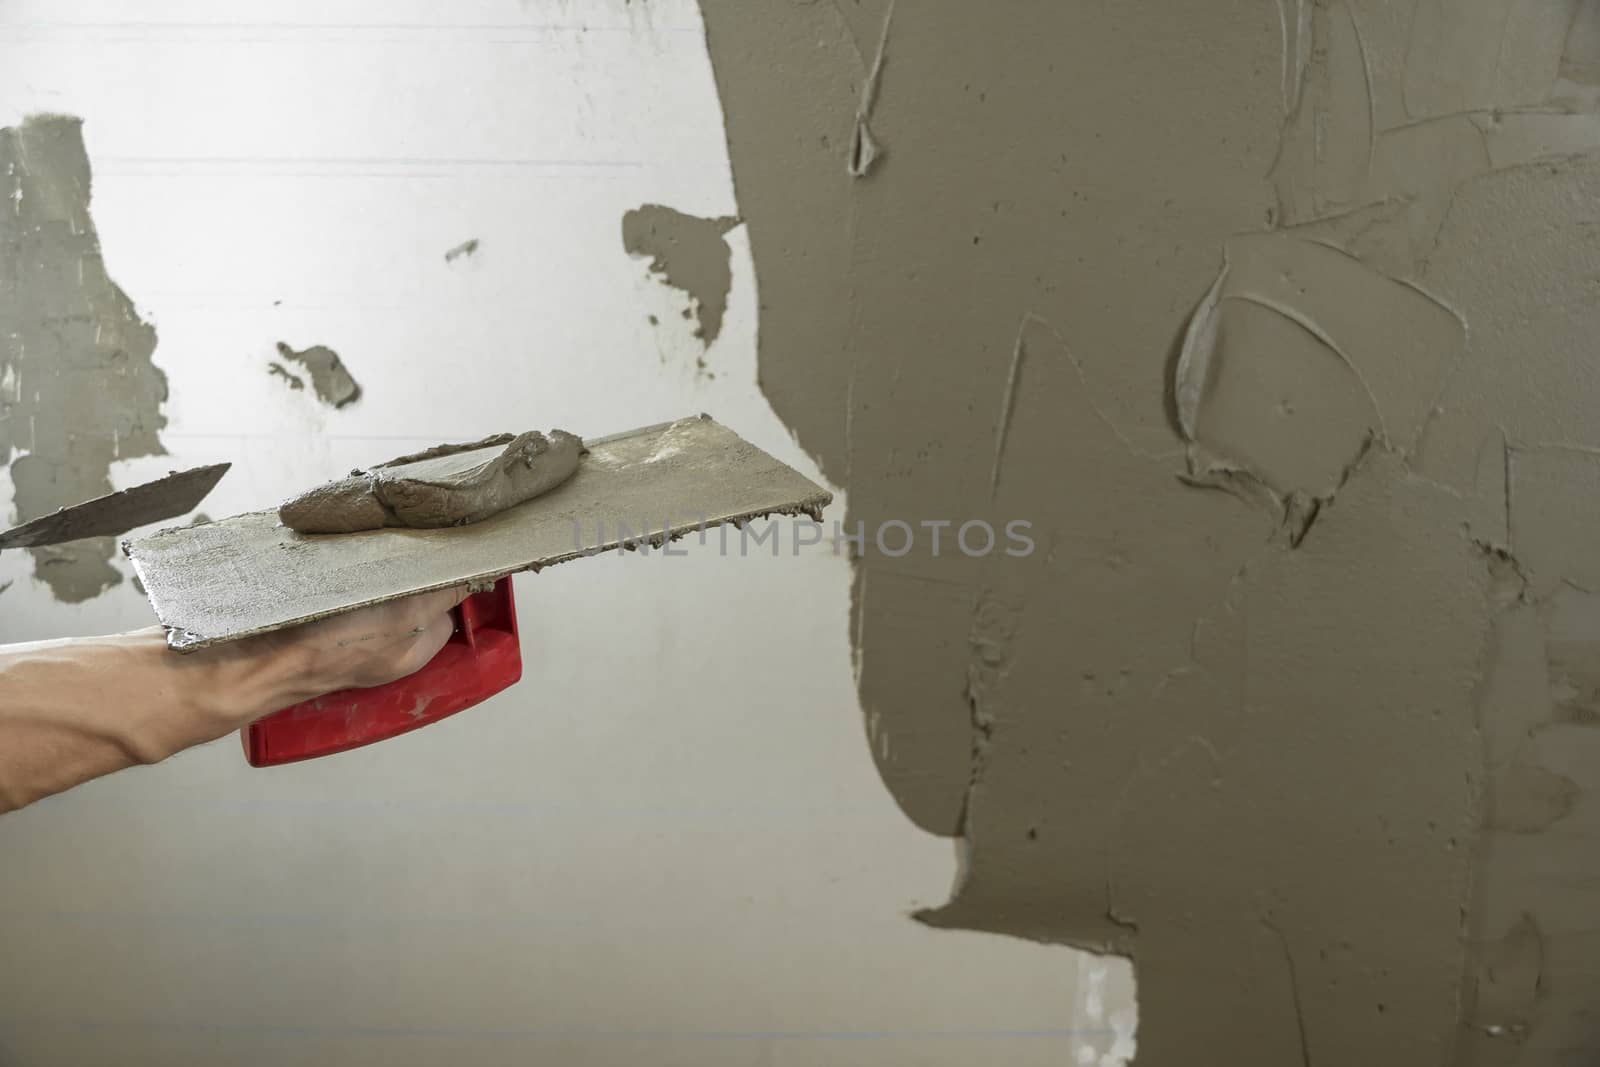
[1403,0,1577,120]
[443,237,479,263]
[275,340,361,409]
[266,361,304,391]
[621,203,742,345]
[0,114,169,602]
[1175,233,1464,514]
[1268,0,1374,223]
[700,0,1600,1061]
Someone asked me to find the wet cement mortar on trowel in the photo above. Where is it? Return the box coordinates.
[278,431,585,534]
[697,1,1600,1063]
[0,114,170,602]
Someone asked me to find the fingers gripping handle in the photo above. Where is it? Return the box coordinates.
[241,578,522,767]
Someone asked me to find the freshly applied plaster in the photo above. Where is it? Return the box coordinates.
[275,340,361,408]
[0,114,170,602]
[278,430,584,534]
[699,0,1600,1061]
[621,203,742,344]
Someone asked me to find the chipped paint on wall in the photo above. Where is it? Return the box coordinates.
[699,0,1600,1061]
[0,114,169,603]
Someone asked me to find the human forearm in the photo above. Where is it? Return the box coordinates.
[0,585,466,814]
[0,628,280,812]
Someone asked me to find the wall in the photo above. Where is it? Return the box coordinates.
[0,2,1132,1066]
[698,0,1600,1064]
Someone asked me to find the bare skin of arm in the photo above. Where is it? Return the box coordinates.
[0,585,468,814]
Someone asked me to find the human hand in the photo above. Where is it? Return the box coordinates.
[183,585,471,741]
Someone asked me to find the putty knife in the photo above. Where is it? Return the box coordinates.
[123,416,831,766]
[0,463,229,550]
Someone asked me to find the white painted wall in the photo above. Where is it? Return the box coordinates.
[0,3,1134,1064]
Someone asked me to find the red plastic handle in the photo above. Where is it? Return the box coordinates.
[241,577,522,767]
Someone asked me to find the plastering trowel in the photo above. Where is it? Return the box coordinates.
[123,416,831,767]
[0,463,229,551]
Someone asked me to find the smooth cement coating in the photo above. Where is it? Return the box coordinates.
[698,1,1600,1062]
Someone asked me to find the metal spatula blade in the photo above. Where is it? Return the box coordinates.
[125,416,831,651]
[0,463,231,550]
